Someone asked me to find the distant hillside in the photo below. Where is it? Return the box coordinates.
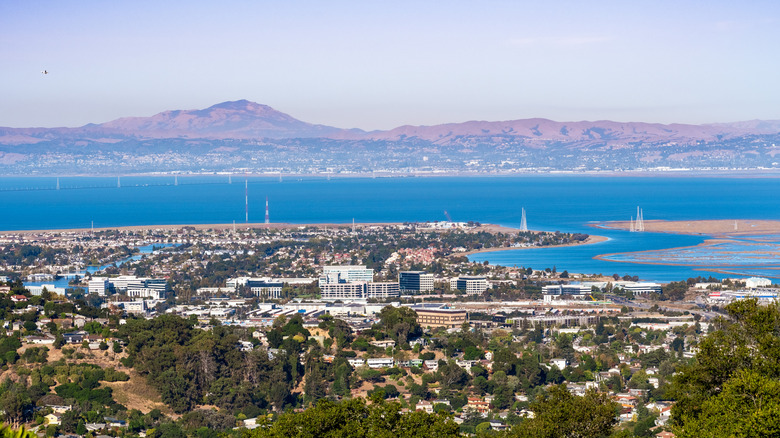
[96,100,354,139]
[1,100,780,173]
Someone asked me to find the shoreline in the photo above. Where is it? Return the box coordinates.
[0,222,609,255]
[461,235,609,257]
[0,222,529,236]
[6,170,780,179]
[0,222,402,235]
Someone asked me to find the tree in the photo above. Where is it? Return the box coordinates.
[508,385,618,438]
[0,423,37,438]
[378,306,422,345]
[663,281,688,301]
[0,389,32,427]
[670,299,780,436]
[250,398,461,438]
[673,370,780,437]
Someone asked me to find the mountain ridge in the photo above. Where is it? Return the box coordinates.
[2,100,780,146]
[3,100,780,174]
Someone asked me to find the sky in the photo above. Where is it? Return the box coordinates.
[2,0,779,130]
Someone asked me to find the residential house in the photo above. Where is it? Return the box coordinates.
[45,413,62,425]
[466,397,490,416]
[416,401,434,413]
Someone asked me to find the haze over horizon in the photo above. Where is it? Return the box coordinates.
[2,0,779,130]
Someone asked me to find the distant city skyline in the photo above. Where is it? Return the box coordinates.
[2,0,779,129]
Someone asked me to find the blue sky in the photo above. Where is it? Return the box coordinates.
[2,0,779,129]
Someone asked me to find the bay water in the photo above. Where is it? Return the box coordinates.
[3,175,780,282]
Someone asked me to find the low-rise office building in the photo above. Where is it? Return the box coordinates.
[399,271,435,292]
[450,276,489,295]
[542,284,591,300]
[88,278,110,295]
[414,307,468,329]
[319,265,374,286]
[321,281,400,301]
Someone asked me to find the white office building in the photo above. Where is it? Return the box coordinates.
[542,284,592,298]
[615,282,662,295]
[450,276,489,295]
[88,278,110,295]
[110,275,140,292]
[319,266,374,286]
[126,278,167,300]
[321,281,400,301]
[745,277,772,289]
[366,282,401,299]
[27,284,67,296]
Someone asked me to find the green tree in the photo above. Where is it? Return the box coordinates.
[508,385,618,438]
[674,370,780,437]
[378,306,422,345]
[250,398,461,438]
[0,389,32,427]
[0,423,37,438]
[670,299,780,436]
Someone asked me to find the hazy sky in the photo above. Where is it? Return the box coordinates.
[2,0,779,129]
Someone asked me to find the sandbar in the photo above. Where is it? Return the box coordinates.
[461,235,608,257]
[596,219,780,238]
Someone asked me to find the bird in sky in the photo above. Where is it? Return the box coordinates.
[41,70,48,75]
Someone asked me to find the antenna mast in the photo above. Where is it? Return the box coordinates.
[245,179,249,223]
[265,196,270,224]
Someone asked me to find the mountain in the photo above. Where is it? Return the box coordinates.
[345,119,739,145]
[2,100,780,174]
[94,100,354,139]
[2,100,779,145]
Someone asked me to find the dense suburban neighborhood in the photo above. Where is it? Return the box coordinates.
[0,223,775,437]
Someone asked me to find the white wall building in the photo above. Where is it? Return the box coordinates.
[542,284,591,298]
[319,266,374,286]
[618,282,662,295]
[88,278,110,295]
[321,282,400,301]
[745,277,772,289]
[126,278,167,300]
[450,276,489,295]
[27,284,67,296]
[366,357,395,369]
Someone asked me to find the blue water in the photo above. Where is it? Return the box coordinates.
[4,175,780,282]
[23,244,175,289]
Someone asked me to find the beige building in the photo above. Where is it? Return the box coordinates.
[415,308,467,329]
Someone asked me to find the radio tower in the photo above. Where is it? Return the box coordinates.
[265,196,270,224]
[245,179,249,223]
[520,208,528,232]
[56,177,60,190]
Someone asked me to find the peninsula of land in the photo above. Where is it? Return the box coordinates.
[598,219,780,238]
